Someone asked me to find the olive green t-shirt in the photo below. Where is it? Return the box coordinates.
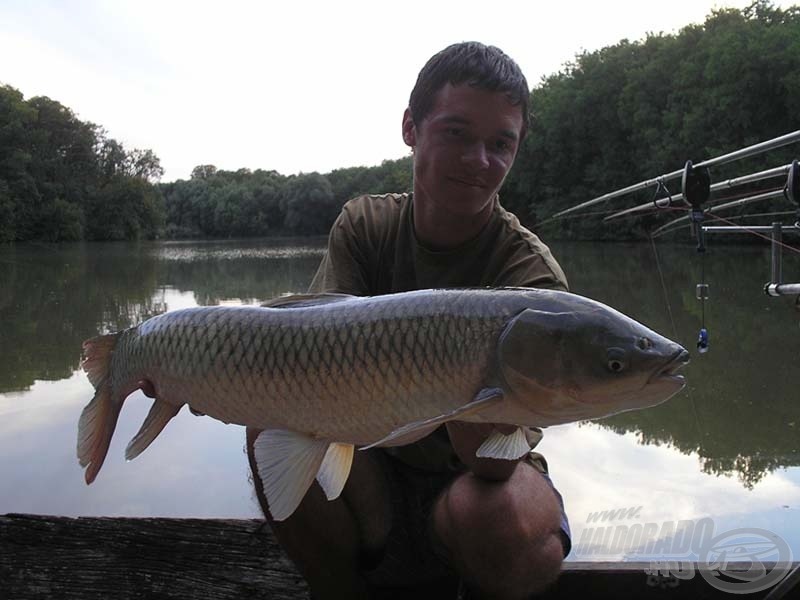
[309,192,569,471]
[310,193,568,295]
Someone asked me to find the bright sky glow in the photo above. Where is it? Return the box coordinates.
[1,1,789,181]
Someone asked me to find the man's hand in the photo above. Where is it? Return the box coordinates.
[446,422,523,481]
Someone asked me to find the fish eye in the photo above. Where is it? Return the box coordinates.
[606,348,628,374]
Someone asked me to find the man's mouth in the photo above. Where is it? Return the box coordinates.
[448,176,486,188]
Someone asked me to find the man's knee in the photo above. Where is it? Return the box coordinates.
[432,462,565,598]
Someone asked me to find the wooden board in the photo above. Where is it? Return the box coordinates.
[2,514,796,599]
[0,514,308,600]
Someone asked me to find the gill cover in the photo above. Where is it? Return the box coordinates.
[497,308,581,392]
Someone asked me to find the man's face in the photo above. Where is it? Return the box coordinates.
[403,83,524,221]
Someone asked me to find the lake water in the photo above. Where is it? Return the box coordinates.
[1,237,799,564]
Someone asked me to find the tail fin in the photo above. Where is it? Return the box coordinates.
[78,333,123,484]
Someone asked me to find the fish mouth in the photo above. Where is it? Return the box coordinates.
[649,348,690,384]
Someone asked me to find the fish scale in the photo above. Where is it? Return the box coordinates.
[116,293,493,437]
[78,287,689,521]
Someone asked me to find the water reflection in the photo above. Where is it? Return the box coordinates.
[0,238,799,542]
[550,241,800,490]
[539,424,800,561]
[0,239,325,392]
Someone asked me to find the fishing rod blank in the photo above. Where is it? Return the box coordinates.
[551,130,800,218]
[650,188,787,237]
[603,163,794,222]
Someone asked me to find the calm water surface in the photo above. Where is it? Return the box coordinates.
[1,237,799,562]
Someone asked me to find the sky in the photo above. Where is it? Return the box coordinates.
[1,0,791,182]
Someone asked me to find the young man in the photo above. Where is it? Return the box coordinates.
[246,42,571,599]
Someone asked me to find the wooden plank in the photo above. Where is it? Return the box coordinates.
[1,514,796,599]
[0,514,308,600]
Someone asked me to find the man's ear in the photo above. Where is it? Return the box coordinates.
[402,108,416,147]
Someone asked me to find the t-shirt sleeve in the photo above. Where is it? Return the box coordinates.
[487,205,569,292]
[493,248,569,291]
[308,201,372,295]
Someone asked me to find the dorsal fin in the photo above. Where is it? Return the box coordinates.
[260,293,357,309]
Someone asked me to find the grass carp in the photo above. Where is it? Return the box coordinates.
[78,287,689,520]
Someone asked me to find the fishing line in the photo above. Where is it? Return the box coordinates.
[649,233,705,439]
[718,210,796,221]
[699,250,707,337]
[704,212,800,255]
[649,233,679,341]
[695,246,710,354]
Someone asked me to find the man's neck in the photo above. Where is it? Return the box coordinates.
[412,192,496,251]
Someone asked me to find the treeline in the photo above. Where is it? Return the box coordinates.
[502,0,800,239]
[0,85,165,242]
[2,1,798,242]
[0,80,412,242]
[160,158,412,239]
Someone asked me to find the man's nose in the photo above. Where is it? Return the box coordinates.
[461,141,489,170]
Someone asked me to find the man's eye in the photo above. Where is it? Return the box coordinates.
[445,127,463,137]
[495,139,512,152]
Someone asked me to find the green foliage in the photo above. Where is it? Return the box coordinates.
[283,172,336,235]
[161,157,412,238]
[7,1,796,242]
[504,0,800,239]
[0,85,165,242]
[86,176,165,240]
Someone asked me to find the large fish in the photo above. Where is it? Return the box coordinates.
[78,288,689,520]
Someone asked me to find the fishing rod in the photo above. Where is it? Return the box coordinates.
[651,208,796,239]
[653,159,799,353]
[659,162,800,303]
[550,130,800,219]
[603,163,794,222]
[650,188,788,237]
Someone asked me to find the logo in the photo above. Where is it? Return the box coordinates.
[573,507,794,594]
[698,528,794,594]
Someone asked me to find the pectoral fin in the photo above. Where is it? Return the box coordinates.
[316,443,354,501]
[253,430,330,521]
[361,387,505,450]
[475,426,531,460]
[125,399,181,461]
[261,293,356,309]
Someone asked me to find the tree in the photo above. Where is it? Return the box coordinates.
[503,1,800,239]
[126,148,164,182]
[0,85,38,241]
[283,172,337,235]
[86,175,165,240]
[191,164,217,180]
[0,85,166,241]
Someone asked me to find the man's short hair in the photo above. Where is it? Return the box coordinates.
[408,41,530,139]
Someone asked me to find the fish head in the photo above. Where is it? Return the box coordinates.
[497,295,689,426]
